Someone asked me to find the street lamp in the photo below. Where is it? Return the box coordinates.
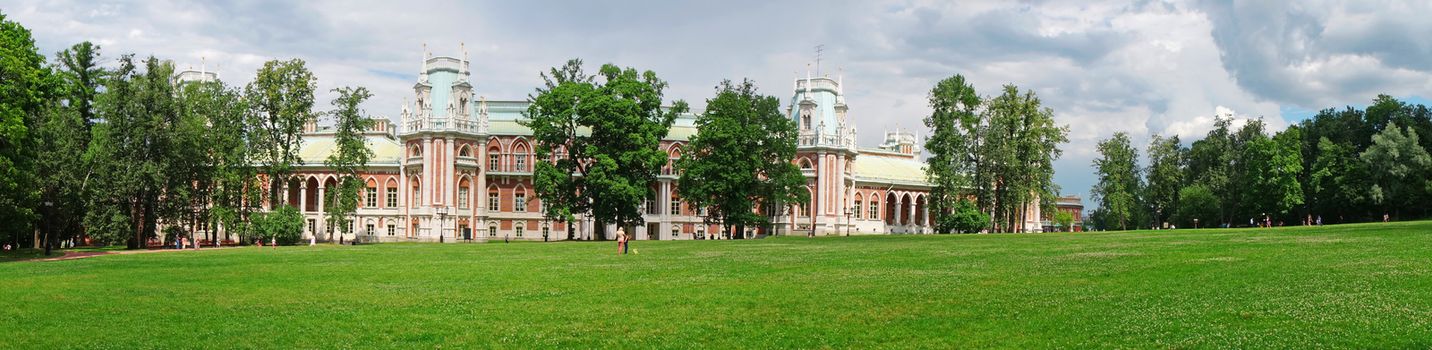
[42,201,53,256]
[697,209,707,240]
[542,217,550,242]
[1194,218,1199,229]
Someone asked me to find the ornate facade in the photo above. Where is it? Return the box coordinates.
[238,47,1043,242]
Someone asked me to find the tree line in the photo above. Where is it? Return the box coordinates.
[0,12,374,253]
[1089,95,1432,230]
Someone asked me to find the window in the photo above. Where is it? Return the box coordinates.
[672,228,680,239]
[798,201,810,217]
[459,145,471,157]
[458,187,469,208]
[515,193,527,212]
[386,187,397,208]
[366,187,377,208]
[869,201,879,219]
[670,196,681,216]
[489,224,497,237]
[489,153,499,170]
[515,225,524,238]
[854,199,863,219]
[307,219,315,235]
[387,224,395,236]
[366,224,375,236]
[646,195,659,215]
[411,183,421,208]
[488,190,499,212]
[515,153,526,171]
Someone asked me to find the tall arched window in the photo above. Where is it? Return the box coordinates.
[853,193,864,220]
[410,177,421,208]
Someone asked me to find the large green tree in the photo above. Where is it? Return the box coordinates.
[676,79,807,238]
[1144,134,1184,227]
[524,59,688,240]
[247,59,316,207]
[0,11,58,247]
[1091,132,1141,231]
[1359,123,1432,219]
[1242,126,1304,220]
[85,56,181,248]
[922,74,987,233]
[178,78,254,244]
[979,85,1068,233]
[324,87,376,240]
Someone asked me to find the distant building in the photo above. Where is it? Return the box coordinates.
[211,46,1045,242]
[1041,195,1084,232]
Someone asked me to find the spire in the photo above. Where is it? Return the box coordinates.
[460,42,469,76]
[419,43,429,82]
[805,63,812,97]
[837,66,844,95]
[201,56,206,75]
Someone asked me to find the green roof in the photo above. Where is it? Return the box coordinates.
[298,133,403,166]
[851,152,929,185]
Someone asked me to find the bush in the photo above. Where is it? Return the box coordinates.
[938,199,990,233]
[253,205,304,245]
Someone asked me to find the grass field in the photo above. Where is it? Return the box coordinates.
[2,222,1431,348]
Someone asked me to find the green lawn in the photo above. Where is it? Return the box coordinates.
[3,222,1431,348]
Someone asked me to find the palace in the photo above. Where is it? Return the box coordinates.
[209,46,1044,242]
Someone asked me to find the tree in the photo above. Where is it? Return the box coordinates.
[1173,184,1219,228]
[247,59,316,207]
[1360,123,1432,219]
[84,56,183,248]
[178,77,256,244]
[1309,137,1365,223]
[1144,134,1184,227]
[980,85,1068,232]
[40,42,105,251]
[923,74,984,233]
[525,59,688,240]
[1186,116,1234,225]
[1242,126,1304,220]
[0,11,58,248]
[324,87,376,241]
[676,79,806,238]
[252,205,303,245]
[1052,210,1075,232]
[1091,132,1141,230]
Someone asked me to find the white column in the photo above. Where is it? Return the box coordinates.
[447,138,456,208]
[423,137,433,206]
[316,185,325,236]
[298,183,307,213]
[907,200,915,228]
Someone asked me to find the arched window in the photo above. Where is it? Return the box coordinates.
[853,193,864,220]
[799,158,813,170]
[488,147,501,171]
[800,109,811,130]
[410,177,421,208]
[457,178,471,209]
[410,144,422,158]
[869,198,880,220]
[458,145,472,158]
[487,186,500,212]
[385,178,398,208]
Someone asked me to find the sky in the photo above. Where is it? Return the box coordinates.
[5,0,1432,203]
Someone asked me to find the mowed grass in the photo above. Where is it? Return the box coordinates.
[3,222,1432,349]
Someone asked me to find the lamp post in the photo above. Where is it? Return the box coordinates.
[1194,218,1199,229]
[42,200,53,256]
[436,207,448,243]
[697,209,707,240]
[542,218,550,242]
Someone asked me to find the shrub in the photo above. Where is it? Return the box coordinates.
[253,205,304,245]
